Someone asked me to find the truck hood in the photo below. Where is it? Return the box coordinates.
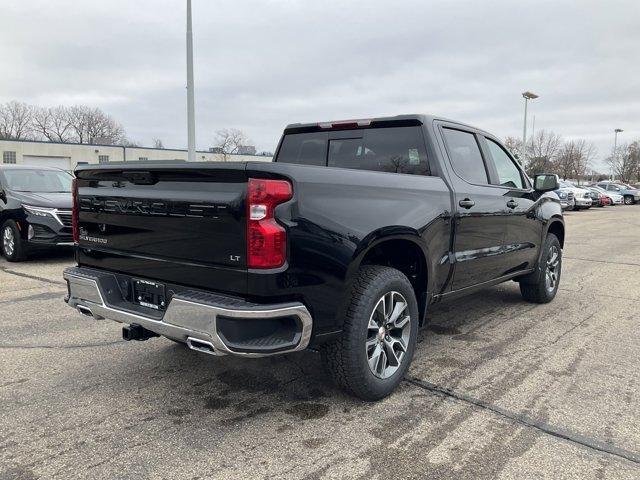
[9,190,73,209]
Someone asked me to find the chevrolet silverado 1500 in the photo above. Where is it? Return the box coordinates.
[64,114,564,400]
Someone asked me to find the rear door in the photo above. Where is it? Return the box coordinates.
[437,123,510,290]
[76,164,249,294]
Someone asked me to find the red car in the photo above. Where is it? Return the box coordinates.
[587,188,610,207]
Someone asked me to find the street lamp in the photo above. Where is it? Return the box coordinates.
[612,128,623,180]
[521,91,539,165]
[186,0,196,163]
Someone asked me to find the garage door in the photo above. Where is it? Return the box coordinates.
[22,155,71,170]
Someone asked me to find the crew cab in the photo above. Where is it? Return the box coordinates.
[1,165,74,261]
[64,115,564,400]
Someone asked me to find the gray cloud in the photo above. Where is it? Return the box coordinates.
[1,0,638,169]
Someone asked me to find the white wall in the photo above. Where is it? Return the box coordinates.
[0,139,272,168]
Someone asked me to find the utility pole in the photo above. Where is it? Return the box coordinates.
[186,0,196,162]
[612,128,623,180]
[521,91,539,166]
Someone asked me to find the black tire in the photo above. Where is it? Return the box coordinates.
[1,220,26,262]
[321,265,419,401]
[519,233,562,304]
[624,195,633,205]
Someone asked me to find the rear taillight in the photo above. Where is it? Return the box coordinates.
[72,178,79,243]
[247,178,293,269]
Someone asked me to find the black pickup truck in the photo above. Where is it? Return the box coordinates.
[64,114,564,400]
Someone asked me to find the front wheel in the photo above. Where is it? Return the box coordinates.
[2,220,26,262]
[624,195,633,205]
[519,233,562,303]
[321,266,418,401]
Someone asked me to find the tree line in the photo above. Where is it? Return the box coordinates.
[0,100,136,146]
[0,100,264,157]
[504,130,640,183]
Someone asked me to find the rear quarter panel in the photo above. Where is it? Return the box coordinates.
[246,162,452,337]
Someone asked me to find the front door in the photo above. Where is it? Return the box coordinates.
[438,125,510,291]
[481,136,540,273]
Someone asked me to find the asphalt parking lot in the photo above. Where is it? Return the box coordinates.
[1,206,639,479]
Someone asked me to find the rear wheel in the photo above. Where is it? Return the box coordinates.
[2,220,26,262]
[321,266,418,401]
[519,233,561,303]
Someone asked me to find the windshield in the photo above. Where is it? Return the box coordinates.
[2,169,73,193]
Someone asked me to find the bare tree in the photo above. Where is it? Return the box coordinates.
[0,101,34,139]
[609,142,640,182]
[213,128,250,160]
[65,105,125,144]
[554,139,596,183]
[571,139,596,183]
[152,138,164,149]
[555,142,578,180]
[526,130,562,175]
[32,105,74,142]
[503,136,522,160]
[630,141,640,182]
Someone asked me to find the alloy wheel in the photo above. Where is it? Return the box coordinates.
[366,291,411,379]
[3,226,15,257]
[545,245,560,293]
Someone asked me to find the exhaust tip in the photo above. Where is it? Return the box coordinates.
[186,337,217,355]
[77,305,93,317]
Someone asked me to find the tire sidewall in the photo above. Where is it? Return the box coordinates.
[1,221,22,261]
[539,234,562,301]
[352,271,419,399]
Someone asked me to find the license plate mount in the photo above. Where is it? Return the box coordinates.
[133,279,166,311]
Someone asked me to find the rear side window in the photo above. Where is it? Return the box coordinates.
[328,127,430,175]
[485,138,525,189]
[442,128,488,184]
[276,127,430,175]
[277,132,328,167]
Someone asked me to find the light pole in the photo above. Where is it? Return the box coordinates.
[612,128,623,180]
[521,91,539,165]
[186,0,196,163]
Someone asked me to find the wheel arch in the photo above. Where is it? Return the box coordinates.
[546,218,565,248]
[345,229,431,325]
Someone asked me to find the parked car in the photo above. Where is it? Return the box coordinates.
[595,181,640,205]
[559,180,592,209]
[553,189,575,210]
[585,187,609,207]
[0,165,74,261]
[590,185,623,206]
[63,114,564,400]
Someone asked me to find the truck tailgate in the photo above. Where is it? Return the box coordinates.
[75,164,248,294]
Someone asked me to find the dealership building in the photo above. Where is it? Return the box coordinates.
[0,138,272,170]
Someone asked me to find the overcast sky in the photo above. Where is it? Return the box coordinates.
[1,0,638,169]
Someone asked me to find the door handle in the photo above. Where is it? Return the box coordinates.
[458,198,475,209]
[506,199,519,209]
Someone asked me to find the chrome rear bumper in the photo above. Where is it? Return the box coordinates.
[63,267,313,357]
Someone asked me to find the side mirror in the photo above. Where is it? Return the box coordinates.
[534,174,559,192]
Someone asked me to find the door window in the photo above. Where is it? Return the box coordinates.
[277,132,328,167]
[485,138,525,189]
[327,127,430,175]
[442,128,488,184]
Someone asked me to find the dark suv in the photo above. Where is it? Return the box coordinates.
[0,165,74,261]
